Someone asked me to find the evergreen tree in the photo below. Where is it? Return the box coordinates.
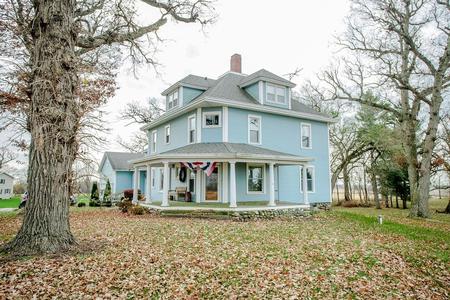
[90,182,99,201]
[103,180,111,202]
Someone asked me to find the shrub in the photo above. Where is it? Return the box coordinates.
[117,199,133,213]
[89,200,101,207]
[77,202,86,207]
[342,200,360,208]
[103,179,112,201]
[123,189,141,201]
[129,205,147,215]
[103,201,112,207]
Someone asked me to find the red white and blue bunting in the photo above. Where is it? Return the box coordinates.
[181,162,217,176]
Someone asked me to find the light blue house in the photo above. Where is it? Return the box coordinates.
[127,54,335,207]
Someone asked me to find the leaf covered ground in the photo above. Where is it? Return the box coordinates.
[0,205,449,299]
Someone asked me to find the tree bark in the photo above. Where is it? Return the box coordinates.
[371,172,380,209]
[2,0,78,255]
[343,164,352,202]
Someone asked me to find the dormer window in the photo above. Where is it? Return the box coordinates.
[167,90,179,110]
[266,84,286,104]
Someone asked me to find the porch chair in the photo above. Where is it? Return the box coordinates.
[175,186,188,201]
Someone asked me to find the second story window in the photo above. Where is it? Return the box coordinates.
[301,123,312,149]
[167,90,179,110]
[266,84,286,104]
[165,125,171,144]
[151,130,157,153]
[248,115,261,144]
[0,179,5,184]
[188,115,196,143]
[203,111,221,128]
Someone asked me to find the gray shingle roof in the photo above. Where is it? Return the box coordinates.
[104,152,145,170]
[162,75,216,95]
[239,69,296,88]
[290,100,331,118]
[201,73,259,104]
[160,142,297,157]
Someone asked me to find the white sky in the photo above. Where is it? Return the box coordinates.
[102,0,350,157]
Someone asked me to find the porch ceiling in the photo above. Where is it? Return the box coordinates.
[130,142,313,167]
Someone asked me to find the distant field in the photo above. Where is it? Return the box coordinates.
[0,197,21,208]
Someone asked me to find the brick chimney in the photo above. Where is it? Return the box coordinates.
[230,53,242,73]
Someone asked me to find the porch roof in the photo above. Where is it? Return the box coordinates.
[130,142,313,167]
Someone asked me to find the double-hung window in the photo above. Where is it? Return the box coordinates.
[188,115,196,143]
[301,123,312,149]
[300,166,315,193]
[165,125,171,144]
[167,90,179,110]
[248,115,261,144]
[0,179,4,184]
[203,111,221,128]
[151,130,157,153]
[247,164,265,193]
[266,84,286,104]
[151,169,156,189]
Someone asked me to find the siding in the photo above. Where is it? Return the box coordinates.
[182,86,203,105]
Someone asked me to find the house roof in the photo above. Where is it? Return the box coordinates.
[161,74,217,96]
[239,69,296,88]
[160,142,297,157]
[0,172,14,179]
[99,152,145,172]
[129,143,313,167]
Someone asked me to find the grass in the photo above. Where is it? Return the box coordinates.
[0,196,21,208]
[0,198,448,299]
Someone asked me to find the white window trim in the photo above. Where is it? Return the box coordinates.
[300,165,315,193]
[266,83,287,105]
[164,124,171,145]
[301,123,312,149]
[202,111,222,128]
[151,130,157,153]
[246,163,266,194]
[187,114,196,144]
[248,114,262,145]
[167,89,179,110]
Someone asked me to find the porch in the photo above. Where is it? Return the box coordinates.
[130,143,314,208]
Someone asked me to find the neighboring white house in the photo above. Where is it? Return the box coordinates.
[0,172,14,199]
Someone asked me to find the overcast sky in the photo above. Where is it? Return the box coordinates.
[103,0,350,155]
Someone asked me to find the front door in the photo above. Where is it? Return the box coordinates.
[204,166,220,202]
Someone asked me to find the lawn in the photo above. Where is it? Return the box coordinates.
[0,196,20,208]
[0,199,449,299]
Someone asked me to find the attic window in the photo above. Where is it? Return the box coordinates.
[167,90,179,110]
[266,84,286,104]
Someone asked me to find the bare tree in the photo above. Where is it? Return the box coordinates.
[318,0,450,217]
[0,146,17,169]
[0,0,216,255]
[117,97,164,152]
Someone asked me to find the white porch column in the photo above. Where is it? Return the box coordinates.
[222,162,229,203]
[162,162,170,207]
[268,163,276,206]
[145,165,151,204]
[195,169,201,203]
[302,164,309,205]
[229,161,237,208]
[132,167,138,204]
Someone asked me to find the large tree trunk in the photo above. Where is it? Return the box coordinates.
[343,165,352,202]
[2,0,78,255]
[371,172,380,209]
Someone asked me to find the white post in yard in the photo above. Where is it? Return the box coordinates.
[268,163,276,206]
[229,161,237,208]
[302,164,309,205]
[162,162,170,207]
[132,167,139,204]
[145,164,151,204]
[222,162,229,203]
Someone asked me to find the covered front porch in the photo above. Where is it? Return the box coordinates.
[130,143,313,209]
